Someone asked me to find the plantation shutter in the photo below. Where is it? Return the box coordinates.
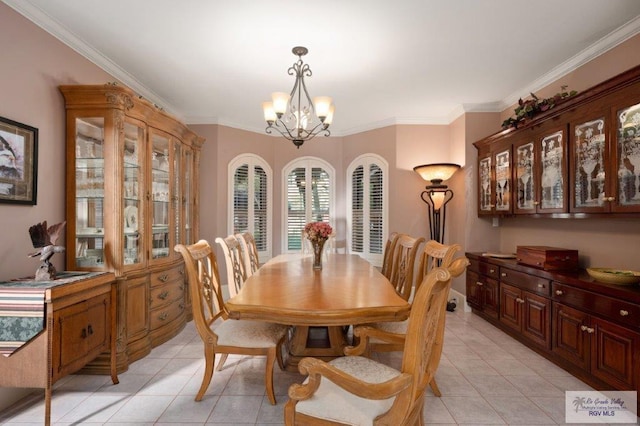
[347,155,387,266]
[253,166,267,252]
[311,167,330,223]
[287,167,307,251]
[369,164,383,255]
[351,166,364,253]
[233,163,249,234]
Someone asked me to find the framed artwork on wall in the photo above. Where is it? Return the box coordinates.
[0,116,38,205]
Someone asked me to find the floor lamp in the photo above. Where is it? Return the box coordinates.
[413,163,460,244]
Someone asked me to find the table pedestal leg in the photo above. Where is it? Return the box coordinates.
[284,326,349,372]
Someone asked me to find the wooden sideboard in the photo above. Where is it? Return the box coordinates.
[0,272,118,426]
[466,253,639,395]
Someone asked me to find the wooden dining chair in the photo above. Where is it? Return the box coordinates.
[215,235,247,298]
[388,234,425,301]
[380,232,402,279]
[174,240,287,405]
[360,241,465,397]
[236,232,260,277]
[284,259,467,425]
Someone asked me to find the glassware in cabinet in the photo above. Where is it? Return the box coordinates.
[150,131,172,261]
[123,122,144,266]
[74,117,105,268]
[615,101,640,209]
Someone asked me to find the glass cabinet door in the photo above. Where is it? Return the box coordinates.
[183,148,193,245]
[494,148,511,213]
[615,101,640,209]
[173,142,182,248]
[74,117,105,269]
[150,131,172,261]
[123,121,144,266]
[571,116,608,212]
[538,129,567,212]
[515,140,535,213]
[478,154,493,214]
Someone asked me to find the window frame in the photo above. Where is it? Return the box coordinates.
[281,156,336,253]
[228,154,273,263]
[346,153,388,266]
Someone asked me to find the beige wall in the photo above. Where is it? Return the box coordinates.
[0,2,116,409]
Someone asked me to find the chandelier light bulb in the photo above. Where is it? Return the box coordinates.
[262,102,276,123]
[271,92,290,116]
[313,96,333,120]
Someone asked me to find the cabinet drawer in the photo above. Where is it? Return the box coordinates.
[500,267,550,296]
[150,281,185,310]
[468,258,499,279]
[150,300,185,330]
[150,267,184,288]
[552,282,640,329]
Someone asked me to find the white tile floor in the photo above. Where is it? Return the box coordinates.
[0,310,603,425]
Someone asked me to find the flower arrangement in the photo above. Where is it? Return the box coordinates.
[303,221,333,243]
[502,86,578,130]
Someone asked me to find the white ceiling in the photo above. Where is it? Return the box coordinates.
[5,0,640,136]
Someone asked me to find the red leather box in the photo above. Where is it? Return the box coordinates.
[516,246,579,270]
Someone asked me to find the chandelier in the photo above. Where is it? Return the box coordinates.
[262,46,335,148]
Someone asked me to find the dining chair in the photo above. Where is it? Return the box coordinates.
[215,235,247,298]
[174,240,287,405]
[284,259,468,425]
[361,240,464,397]
[388,234,425,301]
[236,232,260,277]
[380,232,402,279]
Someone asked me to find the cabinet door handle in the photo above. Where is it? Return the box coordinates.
[81,328,87,339]
[533,201,539,205]
[516,297,525,304]
[476,281,484,286]
[580,325,588,332]
[159,312,168,321]
[489,269,495,273]
[586,327,594,334]
[619,309,629,317]
[158,274,169,283]
[87,324,94,335]
[537,284,544,288]
[489,204,495,208]
[501,272,507,277]
[555,290,563,296]
[158,290,169,300]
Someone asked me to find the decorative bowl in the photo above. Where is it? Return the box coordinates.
[586,268,640,285]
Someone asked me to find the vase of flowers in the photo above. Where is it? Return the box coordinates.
[303,221,333,270]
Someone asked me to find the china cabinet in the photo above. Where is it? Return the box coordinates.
[475,64,640,217]
[61,84,204,372]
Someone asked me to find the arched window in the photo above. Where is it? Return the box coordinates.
[282,157,335,252]
[228,154,272,262]
[347,154,388,266]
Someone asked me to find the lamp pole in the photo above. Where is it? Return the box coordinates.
[419,187,454,244]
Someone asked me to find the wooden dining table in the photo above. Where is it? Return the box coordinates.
[226,253,410,371]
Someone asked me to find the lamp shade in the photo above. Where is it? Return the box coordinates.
[413,163,460,184]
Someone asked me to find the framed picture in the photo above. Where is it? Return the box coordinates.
[0,116,38,205]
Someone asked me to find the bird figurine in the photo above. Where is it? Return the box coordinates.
[28,220,66,281]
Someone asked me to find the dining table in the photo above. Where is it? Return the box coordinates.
[225,253,410,371]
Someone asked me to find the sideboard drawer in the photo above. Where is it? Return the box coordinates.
[150,300,186,330]
[149,281,184,310]
[468,258,499,279]
[150,266,184,288]
[552,282,640,329]
[500,267,551,297]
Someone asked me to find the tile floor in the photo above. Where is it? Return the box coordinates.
[0,309,603,425]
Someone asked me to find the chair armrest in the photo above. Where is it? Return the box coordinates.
[344,325,406,356]
[289,356,412,402]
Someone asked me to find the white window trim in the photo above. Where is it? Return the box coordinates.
[228,153,273,263]
[281,156,336,253]
[346,154,388,267]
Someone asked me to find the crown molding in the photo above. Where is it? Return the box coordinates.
[3,0,184,121]
[500,14,640,110]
